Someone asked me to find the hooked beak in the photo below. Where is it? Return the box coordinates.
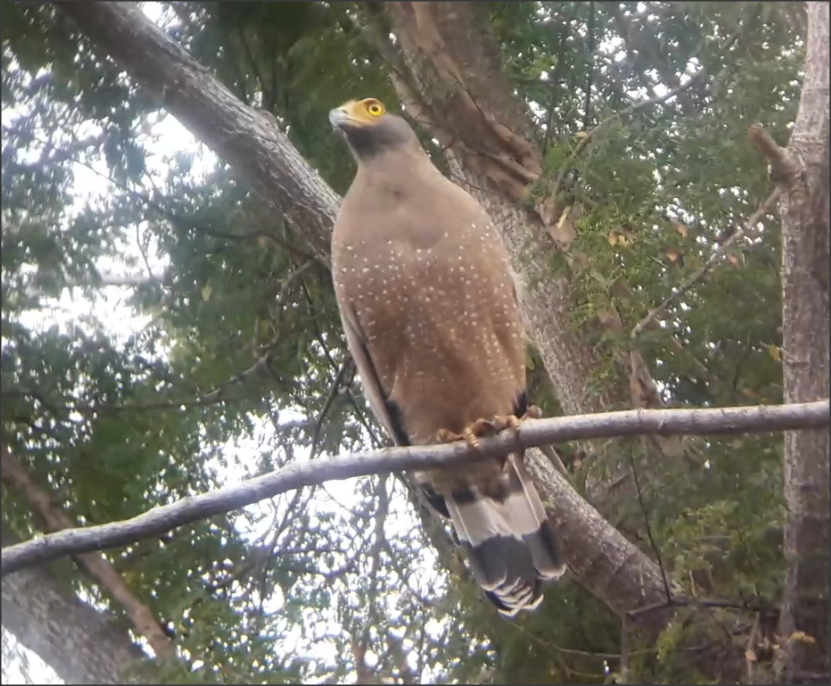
[328,108,352,131]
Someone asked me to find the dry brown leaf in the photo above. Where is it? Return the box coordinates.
[665,247,684,266]
[548,203,579,247]
[673,221,689,238]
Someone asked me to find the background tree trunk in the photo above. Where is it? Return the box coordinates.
[776,3,830,683]
[1,523,145,684]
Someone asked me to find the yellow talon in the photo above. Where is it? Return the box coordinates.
[462,427,481,450]
[438,409,540,449]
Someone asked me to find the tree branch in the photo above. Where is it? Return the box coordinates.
[57,0,340,263]
[631,183,783,339]
[0,444,176,662]
[2,400,827,577]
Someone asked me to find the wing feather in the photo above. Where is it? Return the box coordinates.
[339,303,410,446]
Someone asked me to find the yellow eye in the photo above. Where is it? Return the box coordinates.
[364,99,385,117]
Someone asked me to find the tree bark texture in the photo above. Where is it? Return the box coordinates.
[1,523,145,685]
[53,0,672,630]
[776,3,830,683]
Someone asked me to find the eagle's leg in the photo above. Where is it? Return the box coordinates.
[437,405,544,447]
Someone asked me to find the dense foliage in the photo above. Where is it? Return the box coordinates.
[1,2,809,683]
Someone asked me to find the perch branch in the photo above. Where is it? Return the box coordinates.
[2,400,827,577]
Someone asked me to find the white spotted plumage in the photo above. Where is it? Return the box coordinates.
[330,98,565,616]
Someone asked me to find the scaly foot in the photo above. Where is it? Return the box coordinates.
[437,406,543,449]
[437,417,499,449]
[479,404,542,436]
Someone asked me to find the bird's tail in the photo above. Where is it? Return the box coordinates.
[442,454,566,616]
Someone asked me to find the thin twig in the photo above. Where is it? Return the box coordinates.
[631,187,783,339]
[628,450,672,603]
[1,400,828,576]
[310,360,351,459]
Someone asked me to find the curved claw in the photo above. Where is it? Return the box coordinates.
[437,409,541,450]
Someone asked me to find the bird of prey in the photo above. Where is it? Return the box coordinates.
[329,97,565,615]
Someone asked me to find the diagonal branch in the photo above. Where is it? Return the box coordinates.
[57,0,340,263]
[631,183,784,339]
[0,444,176,662]
[2,400,827,577]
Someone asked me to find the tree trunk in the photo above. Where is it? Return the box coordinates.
[775,3,830,682]
[1,523,145,684]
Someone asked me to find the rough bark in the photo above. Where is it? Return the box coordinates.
[775,3,830,682]
[1,523,146,685]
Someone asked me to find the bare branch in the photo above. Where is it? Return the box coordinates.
[2,400,827,577]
